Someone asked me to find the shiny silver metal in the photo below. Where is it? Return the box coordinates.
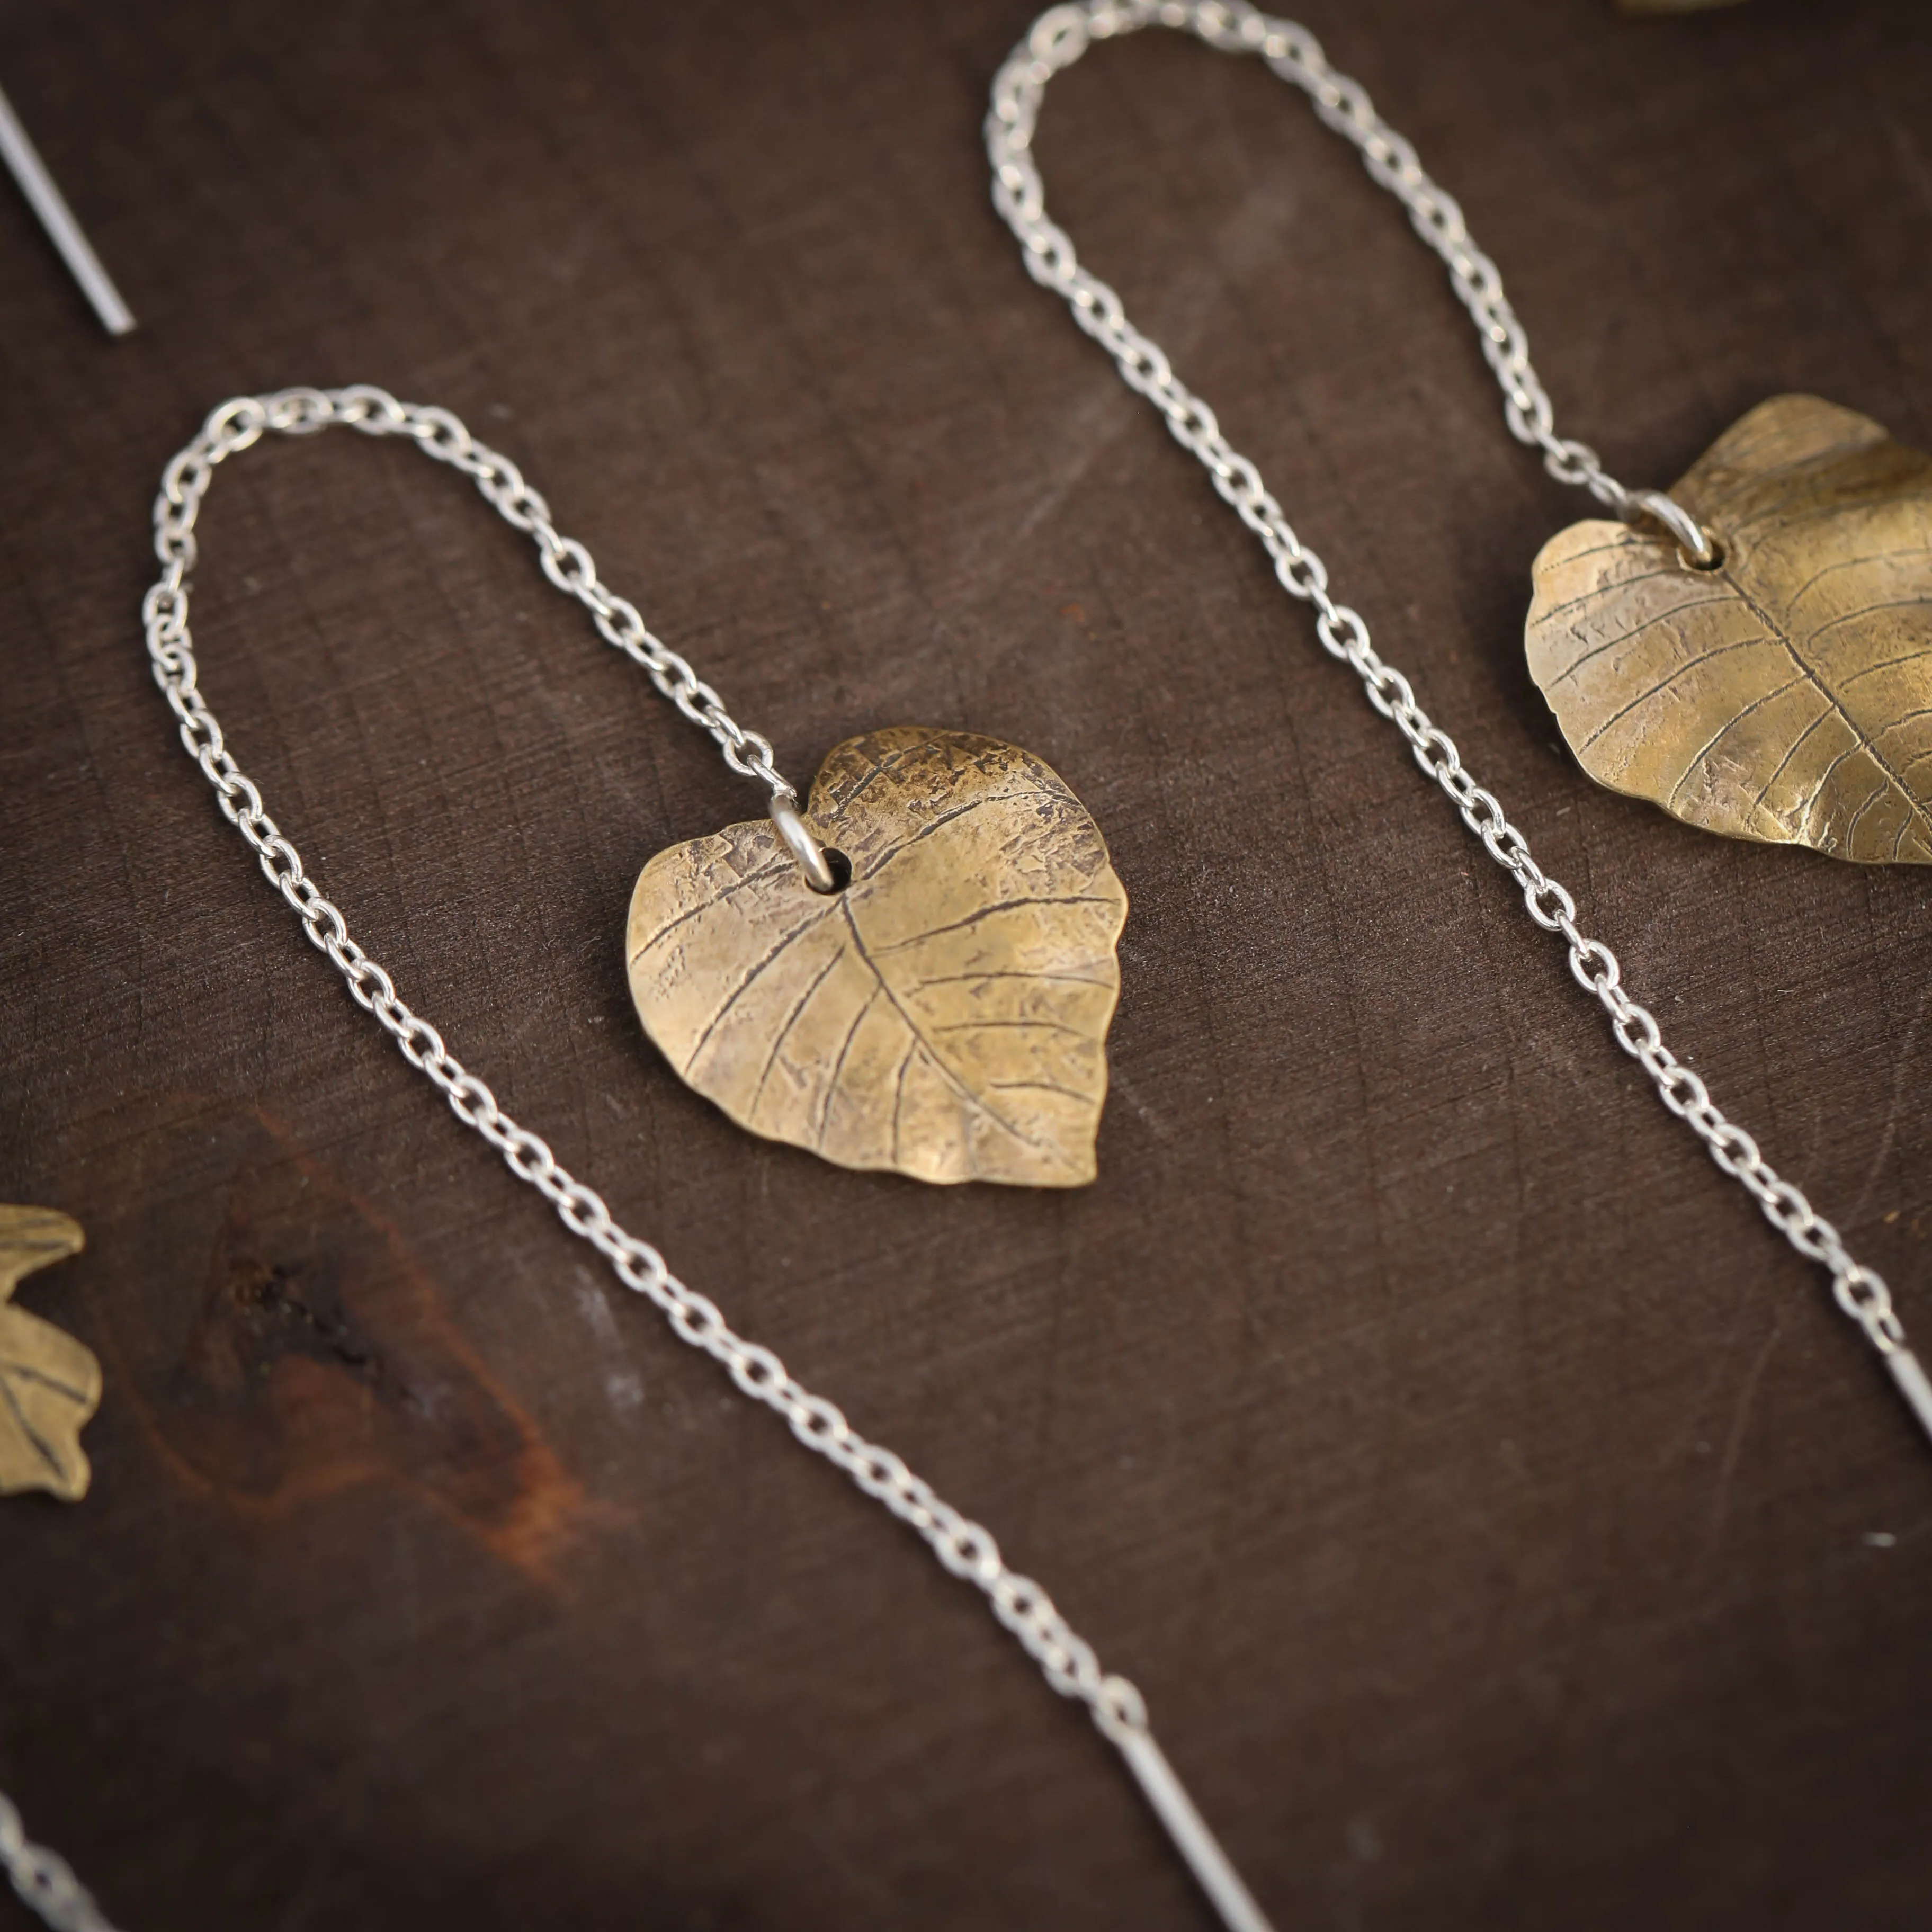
[988,1,1926,1451]
[0,1793,119,1932]
[767,791,839,892]
[111,383,1243,1932]
[987,1,1705,525]
[1628,487,1719,567]
[0,83,134,336]
[157,383,818,878]
[1114,1731,1274,1932]
[1888,1350,1932,1442]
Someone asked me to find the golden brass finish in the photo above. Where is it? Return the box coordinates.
[0,1206,100,1501]
[626,727,1128,1186]
[1527,395,1932,863]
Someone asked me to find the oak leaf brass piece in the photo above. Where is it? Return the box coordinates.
[626,727,1128,1186]
[0,1206,101,1501]
[1526,395,1932,863]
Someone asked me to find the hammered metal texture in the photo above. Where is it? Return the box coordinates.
[625,728,1127,1186]
[0,1206,99,1502]
[1526,395,1932,862]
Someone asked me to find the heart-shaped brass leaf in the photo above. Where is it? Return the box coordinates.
[0,1205,101,1502]
[625,728,1128,1186]
[1526,395,1932,862]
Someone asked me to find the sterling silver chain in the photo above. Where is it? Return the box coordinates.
[12,12,1927,1932]
[988,0,1932,1457]
[4,382,1270,1932]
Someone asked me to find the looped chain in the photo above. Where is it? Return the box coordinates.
[989,0,1709,536]
[133,381,1152,1740]
[83,382,1278,1932]
[988,4,1921,1391]
[151,386,797,798]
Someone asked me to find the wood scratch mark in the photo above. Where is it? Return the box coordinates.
[1706,1321,1784,1555]
[1850,978,1932,1221]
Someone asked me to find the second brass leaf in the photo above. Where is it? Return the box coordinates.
[1526,394,1932,863]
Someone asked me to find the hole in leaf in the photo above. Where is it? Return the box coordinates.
[809,848,853,895]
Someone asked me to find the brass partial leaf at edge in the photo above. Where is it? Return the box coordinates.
[625,727,1128,1187]
[1526,395,1932,863]
[0,1205,100,1502]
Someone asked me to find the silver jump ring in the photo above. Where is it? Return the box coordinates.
[768,792,840,893]
[1627,489,1719,569]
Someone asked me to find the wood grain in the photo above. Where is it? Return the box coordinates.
[2,2,1931,1929]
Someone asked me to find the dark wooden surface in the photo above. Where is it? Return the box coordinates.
[3,1,1931,1926]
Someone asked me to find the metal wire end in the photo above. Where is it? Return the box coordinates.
[767,791,840,893]
[1888,1351,1932,1446]
[1627,488,1720,569]
[0,83,137,336]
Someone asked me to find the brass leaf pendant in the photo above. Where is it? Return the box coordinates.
[1527,395,1932,862]
[626,727,1128,1186]
[0,1206,101,1502]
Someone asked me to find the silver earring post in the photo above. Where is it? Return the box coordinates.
[0,82,135,336]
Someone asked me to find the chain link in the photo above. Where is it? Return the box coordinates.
[148,386,796,798]
[26,381,1281,1932]
[0,1794,118,1932]
[987,2,1915,1370]
[22,17,1912,1922]
[139,384,1151,1733]
[990,1,1661,516]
